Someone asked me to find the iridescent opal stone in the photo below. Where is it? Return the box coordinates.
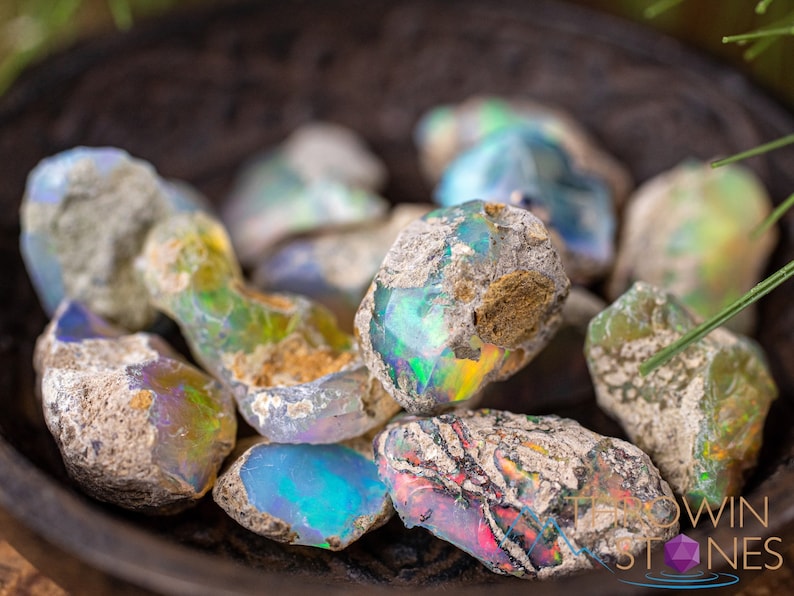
[36,301,236,512]
[585,282,778,506]
[435,127,616,282]
[19,146,203,329]
[608,160,777,333]
[374,410,678,579]
[214,439,393,549]
[222,123,388,265]
[252,204,431,330]
[141,211,400,443]
[354,201,569,415]
[414,96,631,204]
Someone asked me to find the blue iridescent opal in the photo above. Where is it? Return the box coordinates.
[53,300,124,343]
[214,442,393,549]
[435,127,616,282]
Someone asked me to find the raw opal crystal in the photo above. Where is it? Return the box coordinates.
[374,410,678,579]
[415,96,631,204]
[585,282,778,506]
[141,211,400,443]
[213,438,392,549]
[435,127,616,282]
[608,160,777,334]
[222,123,388,265]
[35,301,236,513]
[19,146,203,330]
[354,201,570,415]
[253,204,432,330]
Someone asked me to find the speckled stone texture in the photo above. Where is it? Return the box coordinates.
[19,147,203,330]
[36,301,237,513]
[213,437,393,550]
[585,282,778,506]
[355,200,569,415]
[608,160,777,334]
[374,410,678,579]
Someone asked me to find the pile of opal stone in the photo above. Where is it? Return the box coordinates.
[20,95,780,580]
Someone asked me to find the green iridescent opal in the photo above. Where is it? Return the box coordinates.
[585,282,778,505]
[142,211,399,443]
[355,201,569,415]
[609,161,777,333]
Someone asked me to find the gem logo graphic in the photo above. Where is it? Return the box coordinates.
[504,495,783,590]
[618,533,739,590]
[664,534,700,573]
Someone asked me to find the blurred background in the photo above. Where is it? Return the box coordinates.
[1,0,793,109]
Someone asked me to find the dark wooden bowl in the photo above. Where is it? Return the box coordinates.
[2,1,794,593]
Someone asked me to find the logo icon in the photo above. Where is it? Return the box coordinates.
[664,534,700,573]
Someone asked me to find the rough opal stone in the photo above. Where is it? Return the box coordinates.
[355,201,569,415]
[585,282,778,506]
[435,127,616,283]
[374,410,678,579]
[141,211,400,443]
[19,146,203,330]
[253,204,432,330]
[222,123,388,265]
[214,438,393,549]
[36,301,237,513]
[608,160,777,334]
[414,96,631,205]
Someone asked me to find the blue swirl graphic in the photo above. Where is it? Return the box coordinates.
[619,571,740,590]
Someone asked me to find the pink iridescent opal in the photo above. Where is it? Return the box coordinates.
[374,410,678,579]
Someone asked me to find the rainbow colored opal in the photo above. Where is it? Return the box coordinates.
[221,123,388,265]
[608,160,777,333]
[19,146,203,329]
[355,201,569,415]
[141,211,400,443]
[414,96,631,203]
[585,282,778,506]
[435,127,616,282]
[36,301,236,512]
[214,440,393,550]
[374,410,678,579]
